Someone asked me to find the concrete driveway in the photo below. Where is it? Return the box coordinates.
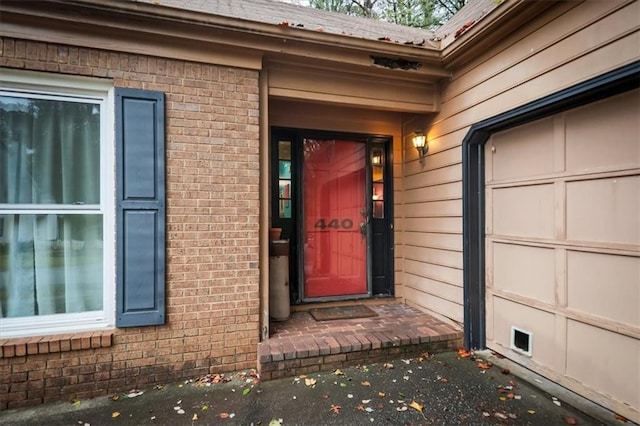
[2,350,620,425]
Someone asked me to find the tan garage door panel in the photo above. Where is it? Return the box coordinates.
[566,175,640,246]
[567,250,640,327]
[490,117,555,181]
[566,90,640,173]
[492,184,555,239]
[493,243,555,304]
[566,320,640,409]
[492,297,556,369]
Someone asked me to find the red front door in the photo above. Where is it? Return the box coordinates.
[302,139,367,299]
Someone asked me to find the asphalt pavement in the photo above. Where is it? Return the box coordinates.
[2,350,623,425]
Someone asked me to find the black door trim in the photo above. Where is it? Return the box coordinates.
[462,61,640,349]
[271,127,394,304]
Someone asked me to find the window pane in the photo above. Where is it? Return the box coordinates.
[0,96,101,205]
[278,141,291,160]
[0,214,103,318]
[279,200,292,219]
[279,180,291,199]
[279,160,291,179]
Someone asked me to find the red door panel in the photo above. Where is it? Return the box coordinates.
[303,139,367,298]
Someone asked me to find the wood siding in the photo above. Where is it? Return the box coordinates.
[401,0,639,323]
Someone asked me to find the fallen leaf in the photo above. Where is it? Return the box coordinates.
[615,413,629,422]
[330,404,341,414]
[501,368,510,374]
[339,383,347,388]
[528,410,536,414]
[201,405,209,411]
[482,411,491,417]
[268,420,282,426]
[362,399,371,404]
[397,405,408,412]
[192,413,198,421]
[477,363,491,370]
[361,380,371,387]
[242,388,251,395]
[563,416,578,424]
[347,394,354,399]
[457,348,471,357]
[219,412,230,419]
[378,392,386,398]
[127,390,144,398]
[112,412,120,418]
[72,400,81,406]
[110,394,120,401]
[333,369,344,376]
[499,396,507,401]
[409,401,423,412]
[305,378,317,387]
[553,400,562,407]
[495,412,508,419]
[383,363,394,369]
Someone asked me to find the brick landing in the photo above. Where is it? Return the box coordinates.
[258,303,463,380]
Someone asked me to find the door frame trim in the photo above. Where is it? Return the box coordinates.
[271,127,394,304]
[462,61,640,349]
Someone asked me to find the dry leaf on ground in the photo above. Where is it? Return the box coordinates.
[457,349,471,357]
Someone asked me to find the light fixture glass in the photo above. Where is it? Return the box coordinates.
[412,130,428,157]
[372,152,382,166]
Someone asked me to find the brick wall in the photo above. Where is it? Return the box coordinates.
[0,37,261,409]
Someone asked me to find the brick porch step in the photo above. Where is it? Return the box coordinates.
[257,304,463,380]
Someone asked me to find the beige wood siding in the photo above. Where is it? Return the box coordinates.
[402,0,639,328]
[485,90,639,421]
[268,63,438,113]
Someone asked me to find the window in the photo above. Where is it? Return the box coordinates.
[278,141,292,219]
[0,69,115,337]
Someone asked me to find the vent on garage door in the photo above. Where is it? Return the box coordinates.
[510,326,532,357]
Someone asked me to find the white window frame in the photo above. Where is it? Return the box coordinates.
[0,68,115,338]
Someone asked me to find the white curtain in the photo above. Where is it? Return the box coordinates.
[0,96,103,318]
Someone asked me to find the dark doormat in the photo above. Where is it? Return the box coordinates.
[309,305,378,321]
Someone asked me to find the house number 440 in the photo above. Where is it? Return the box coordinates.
[314,218,354,230]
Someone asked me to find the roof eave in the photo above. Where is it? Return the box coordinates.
[441,0,559,69]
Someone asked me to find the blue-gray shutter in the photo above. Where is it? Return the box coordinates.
[115,88,166,327]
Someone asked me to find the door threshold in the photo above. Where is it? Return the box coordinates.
[290,297,399,313]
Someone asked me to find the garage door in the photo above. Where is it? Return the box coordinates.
[484,89,639,419]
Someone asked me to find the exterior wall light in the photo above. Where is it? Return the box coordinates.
[372,152,382,166]
[412,130,428,157]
